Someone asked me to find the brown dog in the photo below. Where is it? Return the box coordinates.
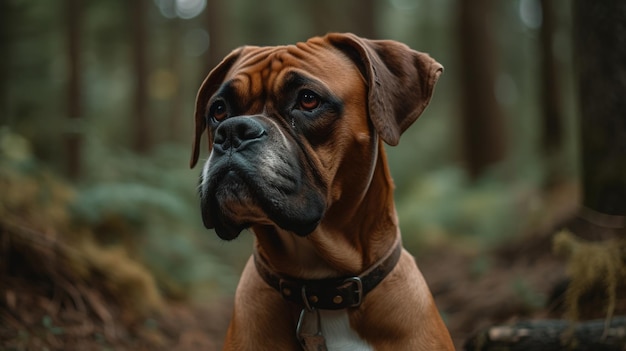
[190,33,454,350]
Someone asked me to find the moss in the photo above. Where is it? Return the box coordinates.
[1,150,164,326]
[553,230,626,325]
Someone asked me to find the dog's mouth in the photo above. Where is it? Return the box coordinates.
[201,169,267,240]
[200,135,326,241]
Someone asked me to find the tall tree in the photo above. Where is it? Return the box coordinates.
[308,0,376,38]
[65,0,82,179]
[243,0,275,46]
[350,0,376,39]
[205,0,228,72]
[132,0,151,153]
[539,0,564,186]
[539,0,563,153]
[167,17,183,143]
[573,0,626,218]
[457,0,507,179]
[0,0,6,125]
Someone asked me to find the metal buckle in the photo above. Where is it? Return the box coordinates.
[344,277,363,307]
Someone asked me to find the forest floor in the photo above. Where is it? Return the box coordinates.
[1,233,563,351]
[2,181,625,351]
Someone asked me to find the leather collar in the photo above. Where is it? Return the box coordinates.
[253,235,402,310]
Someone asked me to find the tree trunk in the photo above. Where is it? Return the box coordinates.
[574,0,626,217]
[0,0,7,125]
[167,18,183,143]
[308,0,376,38]
[350,0,376,39]
[65,0,82,179]
[457,0,507,180]
[205,0,229,72]
[539,0,565,186]
[131,0,150,154]
[243,0,274,46]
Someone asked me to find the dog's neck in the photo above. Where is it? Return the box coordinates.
[253,141,398,280]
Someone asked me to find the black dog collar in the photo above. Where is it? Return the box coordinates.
[253,235,402,310]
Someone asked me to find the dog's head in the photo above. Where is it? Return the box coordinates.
[190,33,442,240]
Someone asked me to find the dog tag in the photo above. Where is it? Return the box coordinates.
[296,309,328,351]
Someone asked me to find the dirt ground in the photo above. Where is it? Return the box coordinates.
[0,233,572,351]
[419,238,567,348]
[2,229,625,351]
[2,183,625,350]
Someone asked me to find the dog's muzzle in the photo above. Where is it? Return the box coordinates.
[200,116,326,240]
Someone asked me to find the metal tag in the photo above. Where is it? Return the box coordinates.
[296,308,328,351]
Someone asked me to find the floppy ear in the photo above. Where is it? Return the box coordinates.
[326,33,443,146]
[190,48,243,168]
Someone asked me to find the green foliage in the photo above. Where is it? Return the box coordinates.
[71,182,188,226]
[398,165,535,252]
[511,276,546,310]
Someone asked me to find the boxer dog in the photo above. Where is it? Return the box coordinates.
[190,33,454,350]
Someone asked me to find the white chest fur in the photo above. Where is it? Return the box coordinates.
[315,310,373,351]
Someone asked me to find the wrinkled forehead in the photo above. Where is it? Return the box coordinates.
[224,39,363,96]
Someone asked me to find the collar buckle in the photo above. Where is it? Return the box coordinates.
[343,277,363,308]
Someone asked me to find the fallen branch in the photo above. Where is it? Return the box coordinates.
[464,316,626,351]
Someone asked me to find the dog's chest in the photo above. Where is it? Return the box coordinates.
[317,310,373,351]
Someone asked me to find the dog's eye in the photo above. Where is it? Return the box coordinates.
[209,100,228,121]
[297,90,321,111]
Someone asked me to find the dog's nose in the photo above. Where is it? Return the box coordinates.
[213,117,267,152]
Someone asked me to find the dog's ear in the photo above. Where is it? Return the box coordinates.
[190,48,243,168]
[327,33,443,146]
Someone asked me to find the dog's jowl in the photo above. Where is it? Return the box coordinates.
[190,33,454,351]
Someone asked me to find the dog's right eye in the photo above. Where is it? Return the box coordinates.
[209,101,228,121]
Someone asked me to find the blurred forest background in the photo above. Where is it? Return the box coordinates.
[1,0,625,350]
